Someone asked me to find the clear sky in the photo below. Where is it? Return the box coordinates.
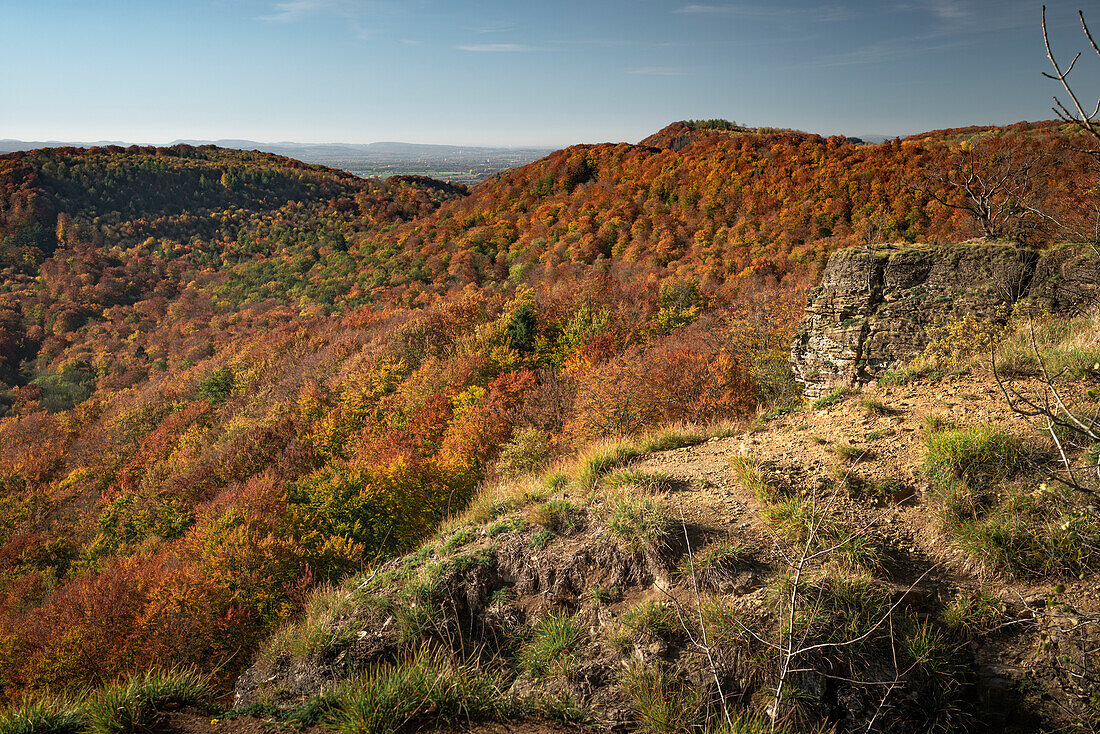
[1,0,1095,146]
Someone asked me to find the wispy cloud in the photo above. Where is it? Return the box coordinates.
[259,0,395,37]
[821,0,1033,68]
[893,0,1032,32]
[674,3,849,22]
[627,66,687,76]
[815,34,967,66]
[261,0,343,23]
[469,21,516,34]
[456,43,534,52]
[924,0,969,21]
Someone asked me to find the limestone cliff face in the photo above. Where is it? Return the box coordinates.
[790,242,1099,397]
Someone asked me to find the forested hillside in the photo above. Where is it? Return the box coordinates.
[0,120,1091,698]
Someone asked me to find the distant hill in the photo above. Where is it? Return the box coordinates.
[0,139,554,184]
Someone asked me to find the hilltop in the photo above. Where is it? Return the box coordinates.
[0,121,1097,730]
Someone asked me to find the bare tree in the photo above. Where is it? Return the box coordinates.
[909,137,1052,243]
[1044,6,1100,156]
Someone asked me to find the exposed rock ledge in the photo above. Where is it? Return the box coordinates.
[790,241,1100,397]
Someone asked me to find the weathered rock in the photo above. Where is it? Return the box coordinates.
[791,241,1099,397]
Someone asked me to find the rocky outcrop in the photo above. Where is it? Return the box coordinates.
[791,241,1100,397]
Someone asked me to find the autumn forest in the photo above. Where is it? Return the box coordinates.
[0,119,1093,697]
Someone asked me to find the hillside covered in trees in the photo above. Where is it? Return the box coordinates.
[0,120,1094,698]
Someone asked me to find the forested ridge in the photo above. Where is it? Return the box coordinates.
[0,120,1091,697]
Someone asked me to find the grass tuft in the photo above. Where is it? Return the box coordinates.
[606,496,672,551]
[812,387,854,410]
[327,648,505,733]
[729,455,774,502]
[576,441,642,489]
[519,612,585,680]
[859,396,891,415]
[922,423,1037,488]
[602,468,677,493]
[621,601,680,638]
[639,426,705,453]
[0,696,83,734]
[85,668,211,734]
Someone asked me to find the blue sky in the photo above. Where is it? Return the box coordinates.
[1,0,1095,146]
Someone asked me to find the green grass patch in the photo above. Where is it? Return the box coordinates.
[639,426,704,453]
[487,516,526,537]
[0,696,83,734]
[602,468,677,493]
[859,396,891,415]
[621,601,680,638]
[680,543,747,590]
[923,423,1098,577]
[441,526,479,552]
[576,442,642,489]
[922,424,1037,488]
[761,498,882,571]
[519,612,585,680]
[995,311,1100,379]
[606,496,672,551]
[530,499,575,531]
[812,387,854,410]
[621,662,703,734]
[941,590,1006,636]
[830,443,868,462]
[85,668,212,734]
[729,455,774,502]
[529,529,554,550]
[326,648,506,733]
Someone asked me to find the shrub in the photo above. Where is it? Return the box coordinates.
[519,612,584,679]
[607,497,671,551]
[197,366,235,404]
[911,312,1006,375]
[493,428,551,477]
